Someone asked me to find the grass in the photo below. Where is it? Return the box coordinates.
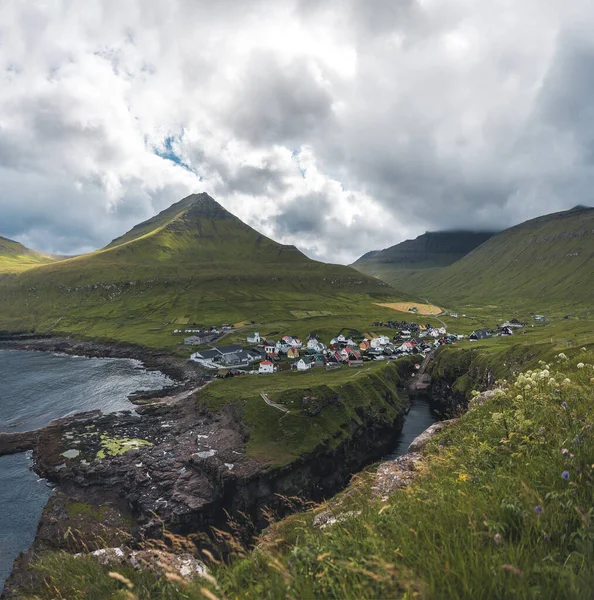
[354,206,594,311]
[197,359,413,464]
[0,235,60,274]
[24,349,594,599]
[0,194,404,348]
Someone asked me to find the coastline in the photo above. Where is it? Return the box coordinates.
[0,348,415,598]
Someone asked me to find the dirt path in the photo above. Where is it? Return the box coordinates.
[261,393,290,413]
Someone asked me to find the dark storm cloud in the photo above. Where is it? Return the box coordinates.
[227,52,334,146]
[271,193,333,236]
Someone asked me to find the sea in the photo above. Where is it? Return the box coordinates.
[0,349,174,593]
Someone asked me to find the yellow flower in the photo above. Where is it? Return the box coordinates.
[458,473,470,482]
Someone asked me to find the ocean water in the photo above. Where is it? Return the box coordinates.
[386,396,438,459]
[0,349,174,592]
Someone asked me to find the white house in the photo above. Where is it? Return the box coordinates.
[247,332,260,344]
[259,360,274,374]
[307,338,320,350]
[297,357,313,371]
[370,336,389,349]
[264,341,276,354]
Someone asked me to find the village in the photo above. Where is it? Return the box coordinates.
[179,312,549,378]
[186,320,458,377]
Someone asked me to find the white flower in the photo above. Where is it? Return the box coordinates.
[516,395,523,401]
[558,353,568,361]
[524,384,531,391]
[548,378,556,386]
[563,378,571,384]
[541,369,550,378]
[577,363,585,369]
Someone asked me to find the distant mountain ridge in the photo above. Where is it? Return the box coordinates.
[0,235,61,274]
[360,205,594,308]
[354,230,496,270]
[352,230,496,293]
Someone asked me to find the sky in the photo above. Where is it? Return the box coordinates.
[1,0,593,264]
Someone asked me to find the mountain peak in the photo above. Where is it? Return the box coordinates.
[178,193,233,220]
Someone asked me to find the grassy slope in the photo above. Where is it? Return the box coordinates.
[198,359,413,464]
[352,231,495,295]
[0,236,60,274]
[358,206,594,311]
[0,194,403,347]
[27,347,594,599]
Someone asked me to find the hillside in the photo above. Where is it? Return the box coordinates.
[380,206,594,309]
[352,230,495,293]
[0,194,400,346]
[0,236,61,274]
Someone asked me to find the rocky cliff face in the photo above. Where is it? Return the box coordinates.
[2,357,411,597]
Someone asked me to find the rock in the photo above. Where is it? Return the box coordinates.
[469,389,498,409]
[407,419,456,453]
[77,547,208,580]
[372,452,423,500]
[312,510,362,529]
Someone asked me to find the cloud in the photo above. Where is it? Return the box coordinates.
[0,0,593,263]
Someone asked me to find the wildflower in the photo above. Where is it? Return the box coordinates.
[563,378,571,384]
[493,533,502,545]
[558,353,568,360]
[543,535,550,542]
[458,473,469,482]
[562,471,570,480]
[574,435,579,445]
[534,505,543,515]
[561,448,569,455]
[438,444,444,450]
[524,384,531,391]
[561,402,567,409]
[577,363,585,369]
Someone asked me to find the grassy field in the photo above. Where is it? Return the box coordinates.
[0,194,404,348]
[198,359,413,464]
[0,236,61,274]
[375,301,442,315]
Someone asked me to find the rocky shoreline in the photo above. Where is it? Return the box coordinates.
[0,337,416,598]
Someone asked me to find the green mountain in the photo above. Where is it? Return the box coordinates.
[0,236,61,274]
[352,230,495,294]
[0,194,397,346]
[371,206,594,309]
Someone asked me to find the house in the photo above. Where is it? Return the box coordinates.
[469,329,491,341]
[534,315,547,323]
[297,356,314,371]
[400,330,411,339]
[216,344,244,359]
[450,313,458,318]
[313,354,326,367]
[359,340,371,351]
[259,360,274,374]
[499,326,514,336]
[247,332,261,344]
[307,337,320,350]
[184,333,216,345]
[370,336,389,349]
[263,340,276,355]
[287,347,300,359]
